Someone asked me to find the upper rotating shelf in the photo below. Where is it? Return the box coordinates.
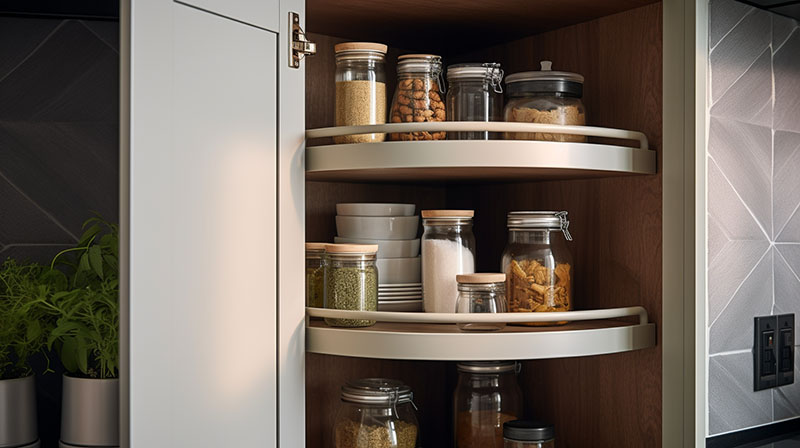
[305,122,656,182]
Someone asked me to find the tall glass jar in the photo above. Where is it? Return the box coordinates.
[306,242,326,308]
[334,378,420,448]
[503,421,556,448]
[446,62,504,140]
[501,211,573,326]
[334,42,388,144]
[454,362,523,448]
[504,61,586,142]
[455,273,507,331]
[421,210,476,313]
[389,54,446,141]
[324,244,379,327]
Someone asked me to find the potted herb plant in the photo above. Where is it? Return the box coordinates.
[44,217,119,448]
[0,258,51,448]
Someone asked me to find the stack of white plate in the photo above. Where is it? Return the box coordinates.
[377,283,422,312]
[335,203,422,312]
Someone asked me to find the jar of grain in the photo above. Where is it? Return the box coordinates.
[504,61,586,142]
[306,242,326,308]
[334,42,388,144]
[501,211,573,326]
[334,378,419,448]
[323,244,379,327]
[421,210,476,314]
[446,62,504,140]
[454,362,522,448]
[389,54,446,141]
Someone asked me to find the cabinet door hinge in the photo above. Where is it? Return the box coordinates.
[289,12,316,68]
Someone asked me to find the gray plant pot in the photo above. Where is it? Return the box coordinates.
[0,375,40,448]
[60,375,119,448]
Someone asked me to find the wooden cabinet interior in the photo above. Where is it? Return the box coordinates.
[304,2,662,447]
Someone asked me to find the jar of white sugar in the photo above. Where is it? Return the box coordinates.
[421,210,476,313]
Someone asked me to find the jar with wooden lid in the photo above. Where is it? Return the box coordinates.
[503,420,555,448]
[504,61,586,142]
[306,242,326,308]
[324,243,379,327]
[334,42,388,144]
[446,62,504,140]
[389,54,446,141]
[421,210,476,313]
[501,211,573,326]
[455,273,507,331]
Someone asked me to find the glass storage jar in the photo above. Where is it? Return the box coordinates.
[446,62,504,140]
[501,211,573,326]
[421,210,476,313]
[454,361,523,448]
[324,244,379,327]
[334,42,388,144]
[455,273,507,331]
[334,378,419,448]
[389,54,446,141]
[504,61,586,142]
[306,242,326,308]
[503,420,555,448]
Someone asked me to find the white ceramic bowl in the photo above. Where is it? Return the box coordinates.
[336,216,419,240]
[376,257,421,284]
[378,300,423,312]
[334,236,420,258]
[336,203,416,217]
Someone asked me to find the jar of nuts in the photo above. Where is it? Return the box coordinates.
[501,211,573,326]
[389,54,446,141]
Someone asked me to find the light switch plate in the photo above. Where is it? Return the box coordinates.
[777,314,794,387]
[754,315,778,391]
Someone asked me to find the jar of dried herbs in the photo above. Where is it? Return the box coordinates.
[306,242,326,308]
[324,243,379,327]
[334,378,419,448]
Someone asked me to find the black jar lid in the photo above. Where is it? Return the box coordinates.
[505,61,583,98]
[503,420,555,442]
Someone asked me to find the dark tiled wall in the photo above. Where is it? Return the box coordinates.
[0,16,119,447]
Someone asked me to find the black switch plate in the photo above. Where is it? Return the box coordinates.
[777,314,794,387]
[755,315,778,391]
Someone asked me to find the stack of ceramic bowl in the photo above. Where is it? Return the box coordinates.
[335,203,422,312]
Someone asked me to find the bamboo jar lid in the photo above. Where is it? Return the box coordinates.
[421,210,475,218]
[334,42,388,54]
[325,243,379,254]
[456,273,506,284]
[305,242,327,251]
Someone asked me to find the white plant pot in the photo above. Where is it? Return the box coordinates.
[0,375,40,448]
[59,375,119,447]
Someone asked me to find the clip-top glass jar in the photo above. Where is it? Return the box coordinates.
[389,54,446,141]
[501,211,573,326]
[324,244,379,327]
[306,242,326,308]
[421,210,476,313]
[446,63,504,140]
[455,273,507,331]
[454,361,523,448]
[503,420,555,448]
[504,61,586,142]
[334,42,388,144]
[334,378,419,448]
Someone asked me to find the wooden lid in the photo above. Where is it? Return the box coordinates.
[334,42,388,54]
[305,242,327,251]
[421,210,475,218]
[325,243,379,254]
[456,273,506,284]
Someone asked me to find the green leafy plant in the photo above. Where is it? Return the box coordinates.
[0,259,54,380]
[43,216,119,379]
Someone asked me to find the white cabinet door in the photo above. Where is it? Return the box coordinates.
[177,0,279,32]
[125,1,277,446]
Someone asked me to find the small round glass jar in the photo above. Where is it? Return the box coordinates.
[446,62,504,140]
[504,61,586,142]
[421,210,476,313]
[334,42,388,144]
[501,211,573,326]
[454,361,523,448]
[455,273,507,331]
[306,242,326,308]
[503,420,555,448]
[389,54,446,141]
[334,378,419,448]
[324,244,379,327]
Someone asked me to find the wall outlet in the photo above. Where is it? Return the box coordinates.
[754,315,778,391]
[777,314,794,387]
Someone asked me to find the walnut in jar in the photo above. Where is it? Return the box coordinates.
[389,54,446,141]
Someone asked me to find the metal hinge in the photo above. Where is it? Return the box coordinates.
[289,12,316,68]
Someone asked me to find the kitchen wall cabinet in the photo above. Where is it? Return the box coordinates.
[175,0,279,32]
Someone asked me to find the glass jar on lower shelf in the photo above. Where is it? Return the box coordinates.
[306,242,326,308]
[455,273,507,331]
[334,378,419,448]
[324,244,379,327]
[503,420,555,448]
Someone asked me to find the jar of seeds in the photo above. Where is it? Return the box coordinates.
[324,244,379,327]
[334,42,388,144]
[389,54,446,141]
[306,242,326,308]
